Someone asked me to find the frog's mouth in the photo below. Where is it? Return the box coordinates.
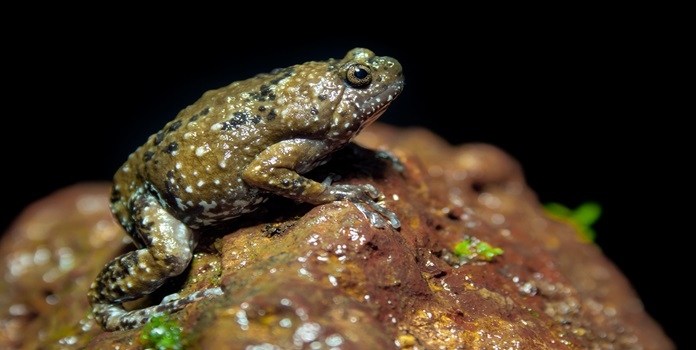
[363,80,404,124]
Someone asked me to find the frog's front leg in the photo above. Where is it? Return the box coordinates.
[88,189,221,331]
[242,139,400,228]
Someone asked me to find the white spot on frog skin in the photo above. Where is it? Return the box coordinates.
[185,186,193,193]
[176,162,182,170]
[233,199,250,207]
[197,180,205,187]
[219,161,227,169]
[176,198,188,210]
[198,200,218,212]
[196,144,210,157]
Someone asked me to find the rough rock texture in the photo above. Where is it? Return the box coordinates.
[0,123,673,349]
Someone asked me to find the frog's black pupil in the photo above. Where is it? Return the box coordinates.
[354,68,368,79]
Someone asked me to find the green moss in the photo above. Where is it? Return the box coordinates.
[139,314,184,350]
[544,201,602,242]
[453,238,503,261]
[209,265,222,286]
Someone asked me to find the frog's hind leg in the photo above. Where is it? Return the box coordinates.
[88,191,220,331]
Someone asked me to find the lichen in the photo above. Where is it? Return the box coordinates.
[139,313,184,350]
[544,201,602,242]
[453,237,503,262]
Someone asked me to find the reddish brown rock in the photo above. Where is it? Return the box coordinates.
[0,123,673,349]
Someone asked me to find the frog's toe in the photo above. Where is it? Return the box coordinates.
[384,210,401,228]
[375,150,405,172]
[157,287,223,310]
[352,198,401,229]
[353,202,387,228]
[360,184,381,200]
[160,292,181,304]
[325,184,400,229]
[370,202,401,229]
[203,286,224,297]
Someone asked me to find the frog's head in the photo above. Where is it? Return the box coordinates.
[263,48,403,147]
[329,48,404,141]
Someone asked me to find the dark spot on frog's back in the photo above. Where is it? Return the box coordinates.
[249,89,276,102]
[267,110,277,121]
[222,112,248,130]
[188,108,209,124]
[269,67,294,85]
[143,151,154,162]
[154,132,165,146]
[168,121,182,132]
[163,142,178,154]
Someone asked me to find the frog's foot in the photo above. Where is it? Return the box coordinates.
[374,150,405,172]
[93,287,223,331]
[326,182,400,229]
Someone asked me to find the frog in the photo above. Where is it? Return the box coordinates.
[88,48,404,331]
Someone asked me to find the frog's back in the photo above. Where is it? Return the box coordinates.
[110,48,404,234]
[110,83,276,233]
[110,56,347,232]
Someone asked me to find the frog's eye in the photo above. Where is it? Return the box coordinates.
[345,63,372,88]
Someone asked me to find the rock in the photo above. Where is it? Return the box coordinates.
[0,123,674,349]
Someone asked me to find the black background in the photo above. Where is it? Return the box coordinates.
[4,12,683,347]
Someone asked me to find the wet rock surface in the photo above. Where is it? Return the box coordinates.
[0,123,674,349]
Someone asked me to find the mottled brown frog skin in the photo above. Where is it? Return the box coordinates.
[88,48,404,331]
